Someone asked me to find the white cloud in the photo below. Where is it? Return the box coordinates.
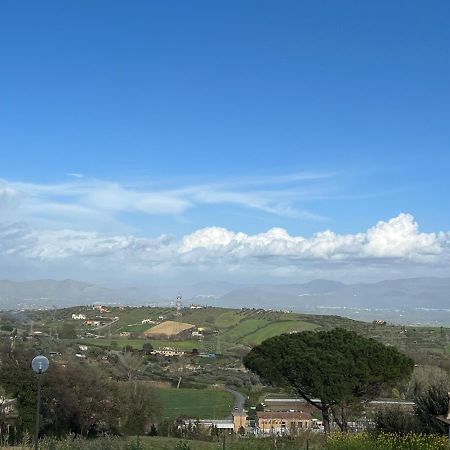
[178,213,448,263]
[0,214,448,283]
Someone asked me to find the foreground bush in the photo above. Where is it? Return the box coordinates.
[327,432,450,450]
[34,432,450,450]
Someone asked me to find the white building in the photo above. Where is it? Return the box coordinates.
[72,313,86,320]
[141,318,155,324]
[151,347,185,357]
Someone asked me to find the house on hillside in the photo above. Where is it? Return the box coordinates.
[190,304,204,309]
[141,318,155,324]
[71,313,86,320]
[373,320,387,325]
[151,347,184,357]
[256,411,313,435]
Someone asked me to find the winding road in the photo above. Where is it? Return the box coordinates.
[224,387,246,416]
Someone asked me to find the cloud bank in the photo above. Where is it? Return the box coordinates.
[0,214,449,284]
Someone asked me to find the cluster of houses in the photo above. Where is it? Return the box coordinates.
[150,346,216,359]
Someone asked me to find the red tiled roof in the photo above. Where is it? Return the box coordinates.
[257,411,312,420]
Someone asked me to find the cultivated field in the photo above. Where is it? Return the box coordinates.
[145,320,195,337]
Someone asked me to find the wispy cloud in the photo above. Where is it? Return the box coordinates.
[0,172,336,230]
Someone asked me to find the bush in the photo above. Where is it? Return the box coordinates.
[326,432,450,450]
[373,406,421,435]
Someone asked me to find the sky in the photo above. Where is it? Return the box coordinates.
[1,1,450,287]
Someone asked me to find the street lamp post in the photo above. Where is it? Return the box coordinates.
[31,356,49,450]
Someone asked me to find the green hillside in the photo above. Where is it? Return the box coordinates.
[155,387,234,420]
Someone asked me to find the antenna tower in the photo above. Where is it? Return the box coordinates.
[175,294,183,318]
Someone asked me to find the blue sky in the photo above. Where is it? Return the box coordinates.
[0,1,449,285]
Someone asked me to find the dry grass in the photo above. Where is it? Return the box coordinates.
[144,321,195,337]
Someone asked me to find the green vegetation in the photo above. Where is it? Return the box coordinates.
[326,432,450,450]
[214,311,242,328]
[245,328,415,432]
[34,432,450,450]
[242,320,317,344]
[116,324,153,333]
[222,319,269,341]
[155,387,234,420]
[81,338,207,351]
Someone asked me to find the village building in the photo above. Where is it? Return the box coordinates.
[256,411,313,435]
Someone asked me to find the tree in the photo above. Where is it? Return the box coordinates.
[142,342,153,355]
[244,328,414,432]
[58,323,77,339]
[0,346,120,438]
[117,352,144,382]
[119,382,161,435]
[373,406,420,435]
[414,383,449,434]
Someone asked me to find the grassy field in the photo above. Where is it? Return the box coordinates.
[214,311,243,328]
[222,319,269,341]
[116,323,153,333]
[155,387,234,420]
[82,337,209,351]
[241,320,318,344]
[142,436,222,449]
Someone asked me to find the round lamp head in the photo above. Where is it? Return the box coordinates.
[31,355,49,374]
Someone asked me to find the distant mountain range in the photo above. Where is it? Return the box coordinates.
[214,277,450,310]
[1,277,449,324]
[0,279,122,310]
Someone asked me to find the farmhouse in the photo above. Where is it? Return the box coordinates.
[256,411,313,435]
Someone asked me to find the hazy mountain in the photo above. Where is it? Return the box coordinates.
[0,279,122,309]
[215,277,450,311]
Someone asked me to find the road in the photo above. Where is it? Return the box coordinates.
[224,387,246,416]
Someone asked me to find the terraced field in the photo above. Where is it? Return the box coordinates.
[222,319,269,341]
[214,311,243,328]
[241,320,318,344]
